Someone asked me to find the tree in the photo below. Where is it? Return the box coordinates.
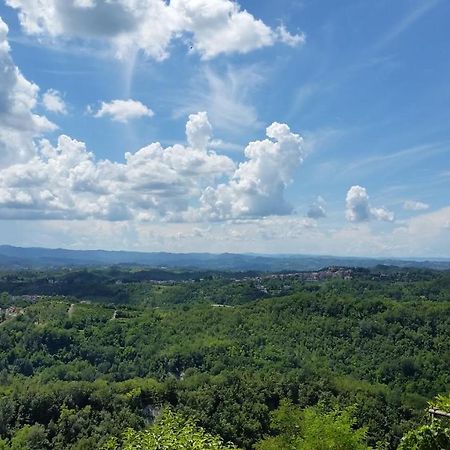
[255,400,371,450]
[398,394,450,450]
[102,408,238,450]
[10,424,49,450]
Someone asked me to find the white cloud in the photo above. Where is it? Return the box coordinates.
[403,200,429,211]
[197,122,305,220]
[3,204,450,257]
[0,17,56,168]
[130,206,450,257]
[391,206,450,256]
[173,65,262,134]
[307,196,326,219]
[175,0,273,59]
[345,186,371,222]
[6,0,304,60]
[42,89,67,114]
[0,19,305,224]
[0,112,307,223]
[0,112,225,220]
[0,18,9,52]
[345,185,394,222]
[209,139,243,153]
[275,25,306,47]
[185,111,212,150]
[92,99,154,123]
[370,207,395,222]
[73,0,95,7]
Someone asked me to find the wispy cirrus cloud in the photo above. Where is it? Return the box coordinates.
[172,65,264,134]
[341,141,449,177]
[374,0,442,50]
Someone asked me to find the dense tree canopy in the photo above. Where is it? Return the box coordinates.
[0,266,449,448]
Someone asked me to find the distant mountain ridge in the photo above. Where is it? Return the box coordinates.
[0,245,449,271]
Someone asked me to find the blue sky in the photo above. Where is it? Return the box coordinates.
[0,0,449,257]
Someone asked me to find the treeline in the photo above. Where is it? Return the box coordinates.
[2,266,450,306]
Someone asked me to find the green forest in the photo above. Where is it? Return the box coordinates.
[0,266,449,449]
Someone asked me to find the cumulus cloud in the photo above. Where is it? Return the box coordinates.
[307,196,326,219]
[0,111,306,222]
[0,14,305,225]
[345,186,371,222]
[186,111,212,150]
[5,0,304,60]
[0,113,206,220]
[42,89,67,114]
[91,99,154,123]
[403,200,429,211]
[197,122,305,220]
[345,185,394,222]
[370,207,395,222]
[275,25,306,46]
[0,17,56,168]
[2,112,235,220]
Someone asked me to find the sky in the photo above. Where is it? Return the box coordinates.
[0,0,449,257]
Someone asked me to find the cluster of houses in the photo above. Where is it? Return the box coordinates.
[295,267,353,281]
[251,267,353,295]
[253,266,353,283]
